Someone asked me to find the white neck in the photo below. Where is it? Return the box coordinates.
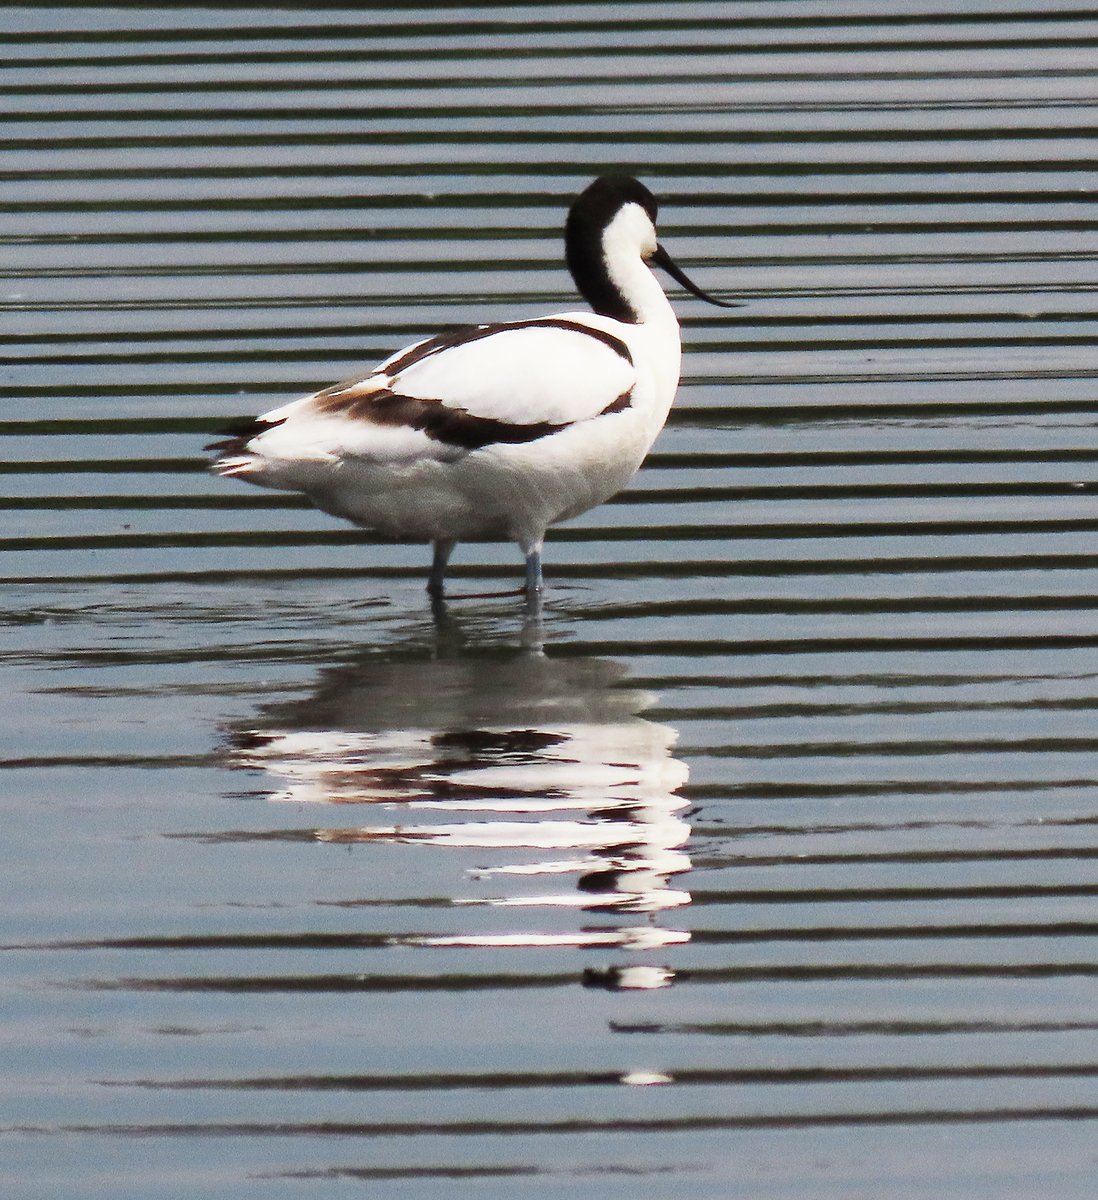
[597,210,683,419]
[600,207,679,331]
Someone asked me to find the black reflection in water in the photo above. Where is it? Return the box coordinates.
[227,618,692,986]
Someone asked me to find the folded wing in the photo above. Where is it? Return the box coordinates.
[209,317,637,472]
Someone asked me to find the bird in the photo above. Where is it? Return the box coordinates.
[207,174,735,602]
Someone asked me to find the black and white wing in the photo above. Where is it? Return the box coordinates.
[209,317,636,473]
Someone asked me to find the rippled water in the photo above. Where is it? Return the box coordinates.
[6,3,1098,1197]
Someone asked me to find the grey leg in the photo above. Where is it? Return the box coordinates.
[524,542,544,597]
[427,539,455,597]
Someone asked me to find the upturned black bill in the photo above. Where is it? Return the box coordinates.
[652,243,740,308]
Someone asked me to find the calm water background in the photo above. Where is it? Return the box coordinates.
[6,2,1098,1196]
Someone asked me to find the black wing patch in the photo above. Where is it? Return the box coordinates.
[204,415,285,454]
[359,387,633,450]
[360,390,568,450]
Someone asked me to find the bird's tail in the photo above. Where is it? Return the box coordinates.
[205,415,284,475]
[210,454,260,477]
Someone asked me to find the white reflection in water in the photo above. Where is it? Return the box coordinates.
[229,626,691,975]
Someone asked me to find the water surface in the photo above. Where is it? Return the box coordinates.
[6,3,1098,1196]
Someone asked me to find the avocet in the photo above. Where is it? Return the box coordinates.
[208,175,734,601]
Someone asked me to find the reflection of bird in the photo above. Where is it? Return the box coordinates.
[207,174,734,600]
[226,636,692,936]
